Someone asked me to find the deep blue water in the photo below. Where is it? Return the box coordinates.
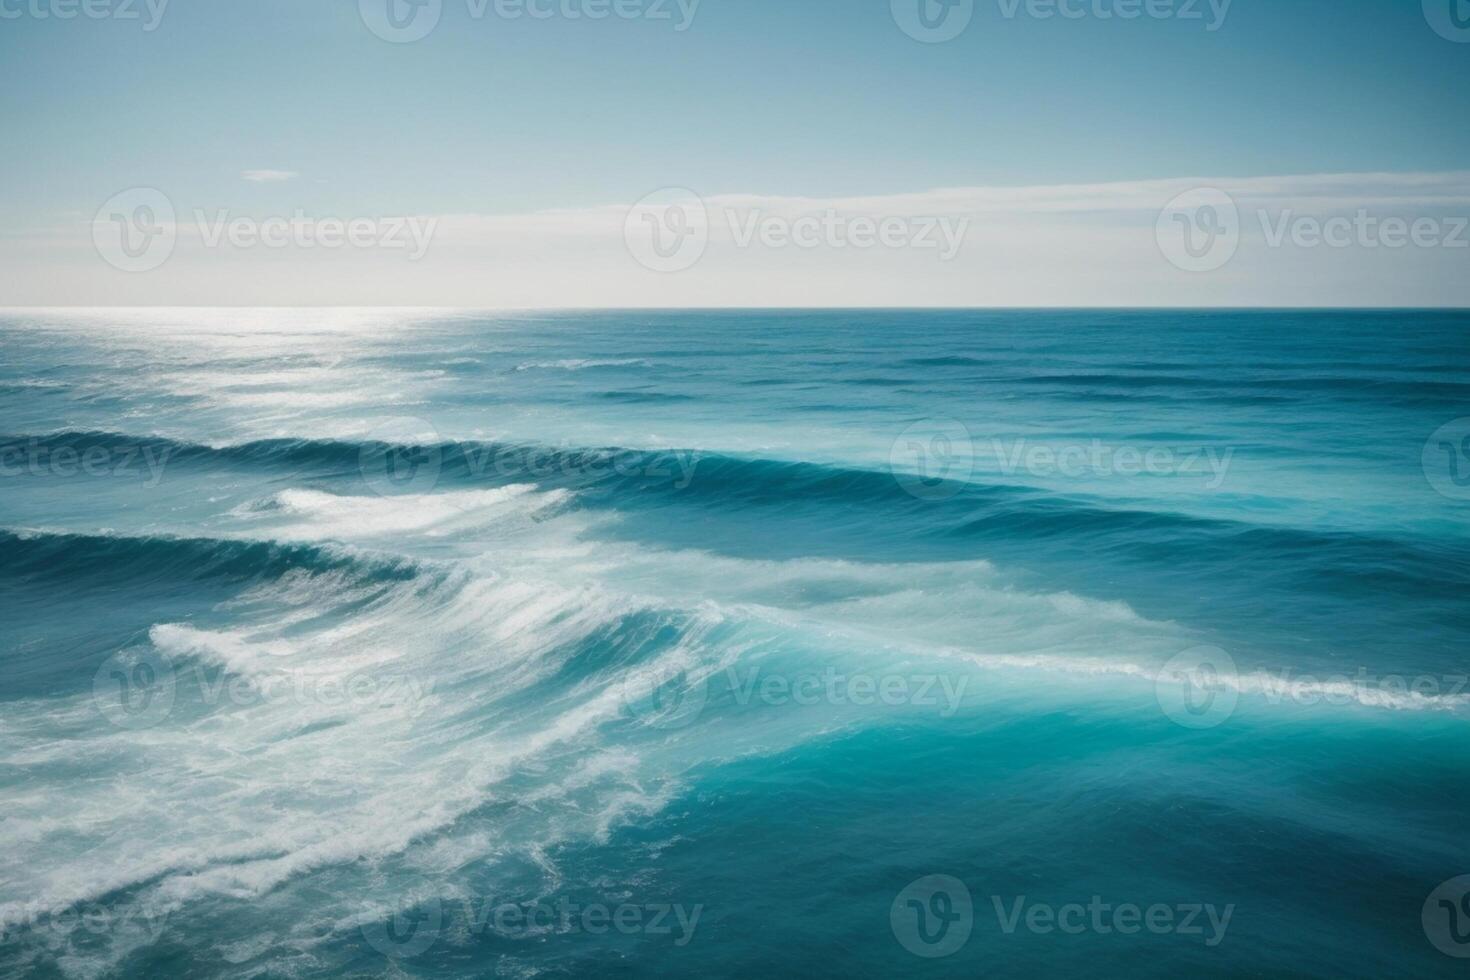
[2,308,1469,978]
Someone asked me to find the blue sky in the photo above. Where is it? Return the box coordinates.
[1,0,1467,305]
[4,0,1468,215]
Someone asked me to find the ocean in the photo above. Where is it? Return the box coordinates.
[1,308,1468,978]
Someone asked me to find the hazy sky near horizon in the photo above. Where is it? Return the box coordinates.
[1,0,1468,305]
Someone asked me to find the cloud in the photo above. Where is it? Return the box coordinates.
[241,170,299,184]
[413,170,1470,244]
[9,170,1470,306]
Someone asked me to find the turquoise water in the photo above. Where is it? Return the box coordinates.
[2,308,1468,977]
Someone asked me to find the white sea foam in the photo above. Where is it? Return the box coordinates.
[239,485,572,540]
[1155,662,1470,713]
[4,501,1465,978]
[545,541,1470,717]
[150,623,297,674]
[209,390,385,410]
[0,546,688,955]
[514,358,651,371]
[926,650,1470,714]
